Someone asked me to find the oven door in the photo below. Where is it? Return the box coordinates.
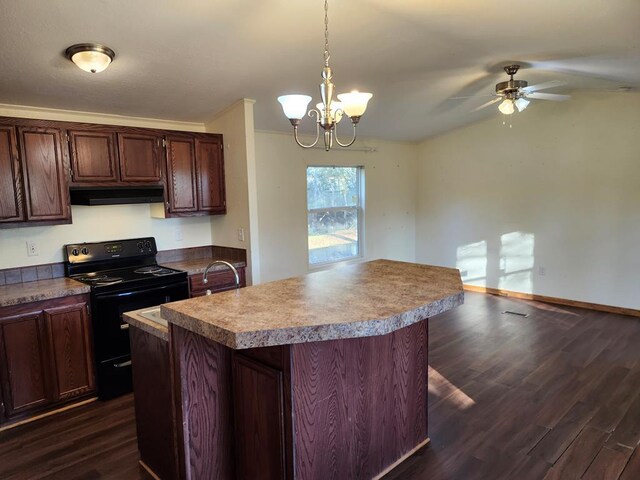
[91,279,188,399]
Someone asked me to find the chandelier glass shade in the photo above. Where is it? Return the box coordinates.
[277,0,373,151]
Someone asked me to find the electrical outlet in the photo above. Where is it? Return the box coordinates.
[538,266,546,276]
[174,227,183,242]
[26,241,39,256]
[238,228,245,242]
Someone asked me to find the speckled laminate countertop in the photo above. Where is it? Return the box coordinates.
[161,259,464,349]
[160,258,246,276]
[0,278,90,307]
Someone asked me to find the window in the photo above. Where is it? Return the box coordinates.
[307,166,363,266]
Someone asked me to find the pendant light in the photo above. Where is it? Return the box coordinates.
[277,0,373,151]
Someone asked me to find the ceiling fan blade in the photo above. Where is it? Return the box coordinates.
[522,80,567,93]
[527,92,571,101]
[448,93,496,100]
[471,97,502,112]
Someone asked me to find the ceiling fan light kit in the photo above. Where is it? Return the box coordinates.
[277,0,373,151]
[469,64,570,115]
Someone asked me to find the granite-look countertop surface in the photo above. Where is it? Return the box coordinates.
[124,308,169,341]
[160,258,246,276]
[0,278,90,308]
[161,259,464,349]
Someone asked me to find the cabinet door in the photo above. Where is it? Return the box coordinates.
[195,137,226,213]
[165,136,198,213]
[68,130,118,183]
[0,312,52,417]
[232,354,286,480]
[0,126,24,223]
[17,127,71,222]
[118,132,162,182]
[44,303,96,401]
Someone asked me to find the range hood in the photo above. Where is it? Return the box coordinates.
[69,186,165,206]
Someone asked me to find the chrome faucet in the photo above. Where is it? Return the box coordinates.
[202,260,240,291]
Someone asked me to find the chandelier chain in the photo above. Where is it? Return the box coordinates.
[324,0,330,66]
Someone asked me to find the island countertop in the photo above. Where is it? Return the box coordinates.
[161,259,463,349]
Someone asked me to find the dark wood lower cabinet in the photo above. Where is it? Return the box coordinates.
[232,355,287,480]
[0,311,51,417]
[170,319,429,480]
[189,267,246,298]
[44,303,95,401]
[0,295,96,426]
[129,326,179,480]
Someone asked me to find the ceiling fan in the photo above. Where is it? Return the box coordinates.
[471,65,571,115]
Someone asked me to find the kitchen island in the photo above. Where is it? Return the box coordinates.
[129,259,463,480]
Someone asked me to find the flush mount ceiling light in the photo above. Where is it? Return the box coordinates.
[277,0,373,151]
[65,43,115,74]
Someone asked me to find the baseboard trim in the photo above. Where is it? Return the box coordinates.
[373,437,431,480]
[139,460,162,480]
[0,397,97,432]
[463,284,640,318]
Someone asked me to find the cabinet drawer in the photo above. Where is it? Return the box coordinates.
[189,267,245,297]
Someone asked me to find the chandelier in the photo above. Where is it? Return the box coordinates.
[277,0,373,151]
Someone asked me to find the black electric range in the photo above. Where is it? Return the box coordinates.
[64,237,189,400]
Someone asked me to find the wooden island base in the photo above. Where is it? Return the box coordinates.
[170,320,429,480]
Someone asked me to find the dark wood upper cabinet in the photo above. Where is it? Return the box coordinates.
[0,116,227,227]
[196,136,226,214]
[17,126,71,223]
[0,311,52,418]
[68,130,118,183]
[165,135,198,213]
[118,132,162,183]
[44,302,95,402]
[155,133,226,218]
[0,126,24,223]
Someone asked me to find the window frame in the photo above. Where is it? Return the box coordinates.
[306,165,365,269]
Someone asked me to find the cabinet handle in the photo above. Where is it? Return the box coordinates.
[113,360,132,368]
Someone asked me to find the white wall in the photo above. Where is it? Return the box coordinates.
[0,205,212,268]
[416,92,640,310]
[0,104,212,269]
[254,131,418,283]
[205,99,257,284]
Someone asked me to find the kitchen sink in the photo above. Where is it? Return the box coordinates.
[139,307,168,328]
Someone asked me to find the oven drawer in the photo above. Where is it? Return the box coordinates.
[97,354,133,400]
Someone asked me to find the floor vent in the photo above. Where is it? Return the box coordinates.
[502,310,529,318]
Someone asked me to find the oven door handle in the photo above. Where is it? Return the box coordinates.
[113,360,132,368]
[95,281,184,302]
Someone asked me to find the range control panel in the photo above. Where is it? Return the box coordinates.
[64,237,158,264]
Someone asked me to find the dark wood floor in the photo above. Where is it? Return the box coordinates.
[1,292,639,480]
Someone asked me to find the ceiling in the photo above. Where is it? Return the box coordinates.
[0,0,639,142]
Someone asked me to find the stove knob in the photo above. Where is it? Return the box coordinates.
[144,240,152,249]
[81,247,89,255]
[71,248,80,256]
[136,241,144,250]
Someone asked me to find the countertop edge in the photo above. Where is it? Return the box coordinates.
[0,281,90,308]
[162,290,464,350]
